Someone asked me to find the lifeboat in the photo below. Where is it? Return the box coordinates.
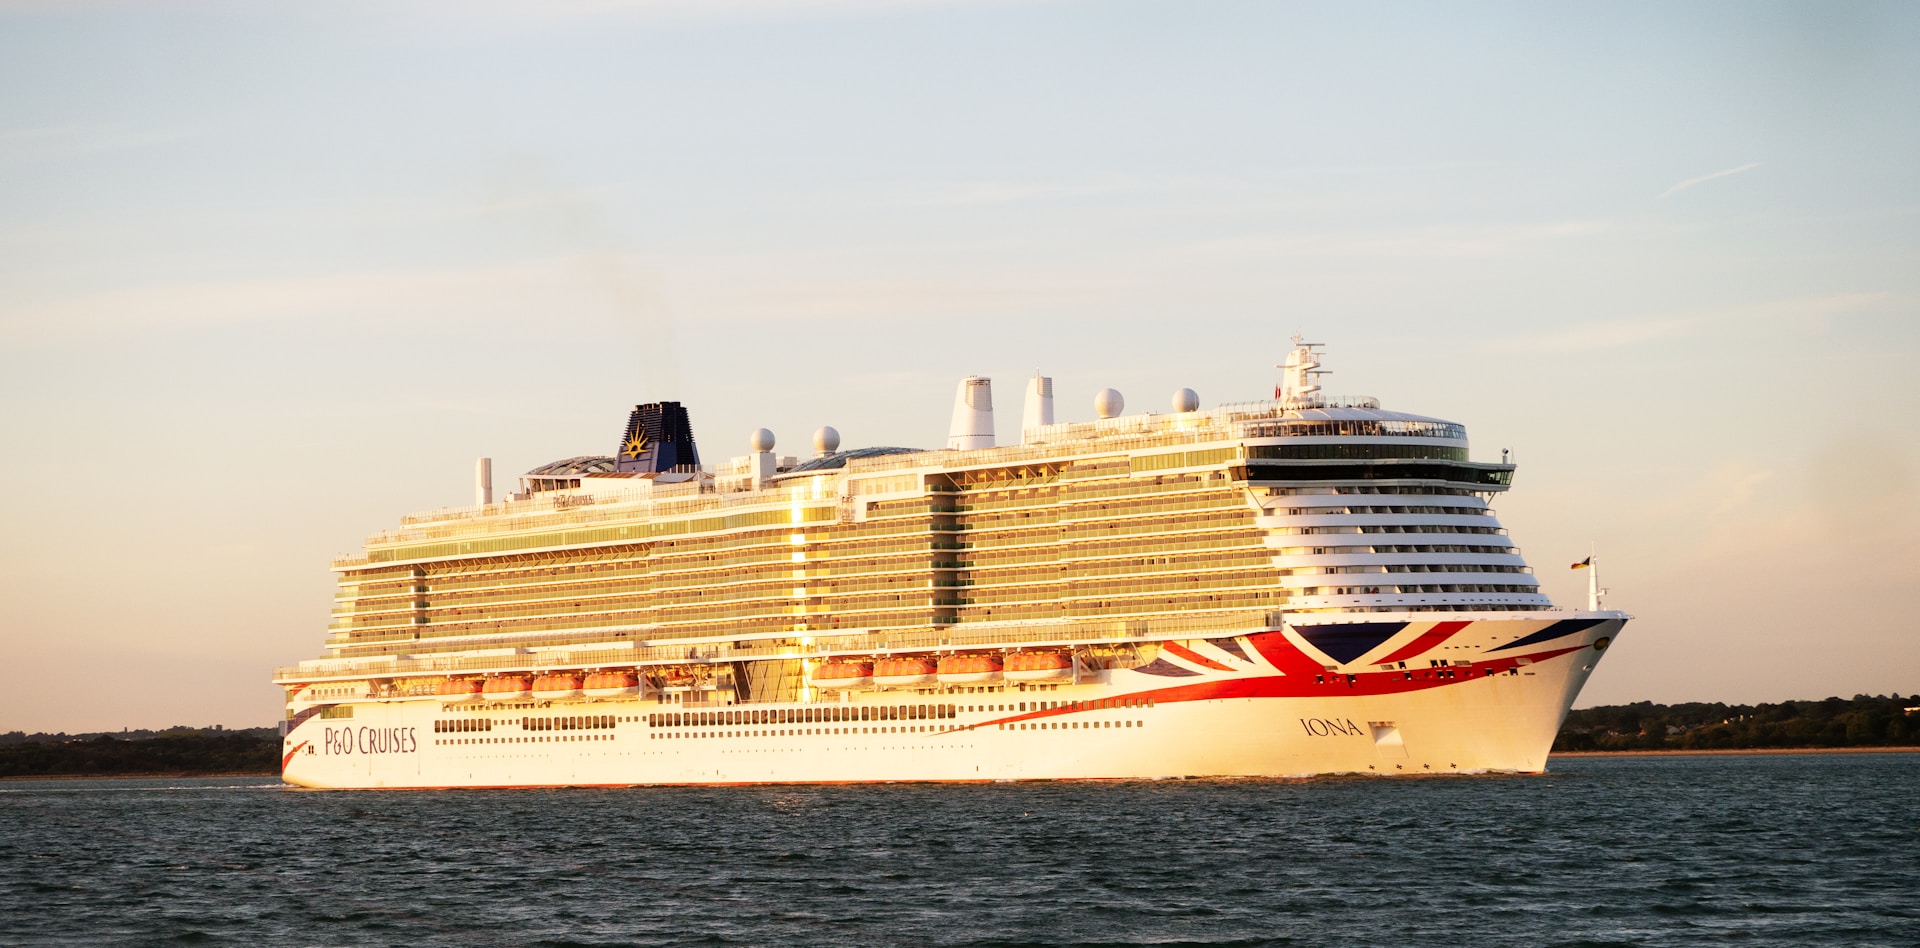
[1005,651,1073,681]
[437,678,483,701]
[482,676,533,702]
[936,653,1003,684]
[532,674,584,700]
[811,661,873,690]
[583,671,640,698]
[873,656,938,687]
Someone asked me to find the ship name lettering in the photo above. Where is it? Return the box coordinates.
[1299,717,1363,737]
[320,725,418,755]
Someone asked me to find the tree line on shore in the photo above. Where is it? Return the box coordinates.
[0,727,280,778]
[3,694,1914,777]
[1554,694,1917,752]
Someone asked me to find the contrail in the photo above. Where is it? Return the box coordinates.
[1659,162,1761,199]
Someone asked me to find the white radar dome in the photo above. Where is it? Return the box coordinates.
[1172,388,1199,413]
[1094,388,1125,419]
[749,428,776,453]
[813,426,841,457]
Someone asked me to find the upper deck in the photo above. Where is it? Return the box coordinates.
[289,340,1545,687]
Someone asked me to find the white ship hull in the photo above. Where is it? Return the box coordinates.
[281,613,1622,789]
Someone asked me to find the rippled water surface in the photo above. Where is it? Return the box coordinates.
[2,753,1916,947]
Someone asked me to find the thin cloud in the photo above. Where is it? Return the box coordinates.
[1186,218,1611,263]
[1492,292,1896,354]
[1658,162,1761,200]
[1492,316,1694,354]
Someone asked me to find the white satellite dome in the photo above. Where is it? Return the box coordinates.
[1172,388,1199,413]
[1094,388,1125,419]
[813,426,841,457]
[749,428,776,453]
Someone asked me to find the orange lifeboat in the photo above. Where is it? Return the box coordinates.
[1005,651,1073,681]
[811,661,873,690]
[482,676,533,702]
[532,674,584,700]
[937,653,1003,684]
[437,678,483,701]
[873,656,938,687]
[583,671,640,698]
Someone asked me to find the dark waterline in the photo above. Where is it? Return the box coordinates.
[2,754,1915,947]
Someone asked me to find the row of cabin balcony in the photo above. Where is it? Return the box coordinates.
[1241,463,1514,491]
[389,565,655,596]
[334,576,941,624]
[323,605,948,654]
[327,588,944,632]
[1267,500,1493,514]
[281,609,1294,685]
[335,554,1283,628]
[1269,524,1510,537]
[336,526,1269,617]
[1265,504,1494,518]
[1276,573,1539,593]
[1259,513,1500,531]
[1272,552,1529,570]
[325,570,1294,643]
[339,466,1264,571]
[1274,542,1517,556]
[945,571,1283,600]
[1289,595,1551,613]
[359,494,844,551]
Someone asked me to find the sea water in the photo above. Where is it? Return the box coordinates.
[1,753,1914,947]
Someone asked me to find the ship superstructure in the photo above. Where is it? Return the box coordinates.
[275,339,1624,788]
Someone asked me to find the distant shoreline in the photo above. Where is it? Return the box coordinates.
[1554,746,1920,758]
[1,771,278,782]
[6,748,1920,781]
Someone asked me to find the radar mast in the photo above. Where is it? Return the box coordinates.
[1277,334,1328,409]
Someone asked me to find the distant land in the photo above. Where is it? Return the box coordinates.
[3,695,1914,778]
[0,726,279,778]
[1552,694,1917,752]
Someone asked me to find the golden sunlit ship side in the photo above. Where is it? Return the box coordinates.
[273,339,1625,788]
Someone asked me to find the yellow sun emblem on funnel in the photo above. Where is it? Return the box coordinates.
[622,428,650,460]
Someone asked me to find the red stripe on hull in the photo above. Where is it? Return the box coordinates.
[957,638,1594,731]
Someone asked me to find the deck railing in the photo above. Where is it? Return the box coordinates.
[272,611,1281,684]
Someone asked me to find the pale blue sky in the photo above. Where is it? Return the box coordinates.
[2,1,1914,731]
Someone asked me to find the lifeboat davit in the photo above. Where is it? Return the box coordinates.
[811,661,873,690]
[437,678,483,701]
[482,676,533,702]
[873,656,938,687]
[937,653,1003,684]
[532,674,584,700]
[1005,651,1073,681]
[583,671,639,698]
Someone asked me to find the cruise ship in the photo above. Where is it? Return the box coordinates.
[274,338,1625,788]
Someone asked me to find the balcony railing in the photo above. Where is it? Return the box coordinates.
[272,610,1283,684]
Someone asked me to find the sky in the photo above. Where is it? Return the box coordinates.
[0,1,1915,732]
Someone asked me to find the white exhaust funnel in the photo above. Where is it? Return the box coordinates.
[948,376,995,450]
[1022,373,1054,442]
[475,457,493,506]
